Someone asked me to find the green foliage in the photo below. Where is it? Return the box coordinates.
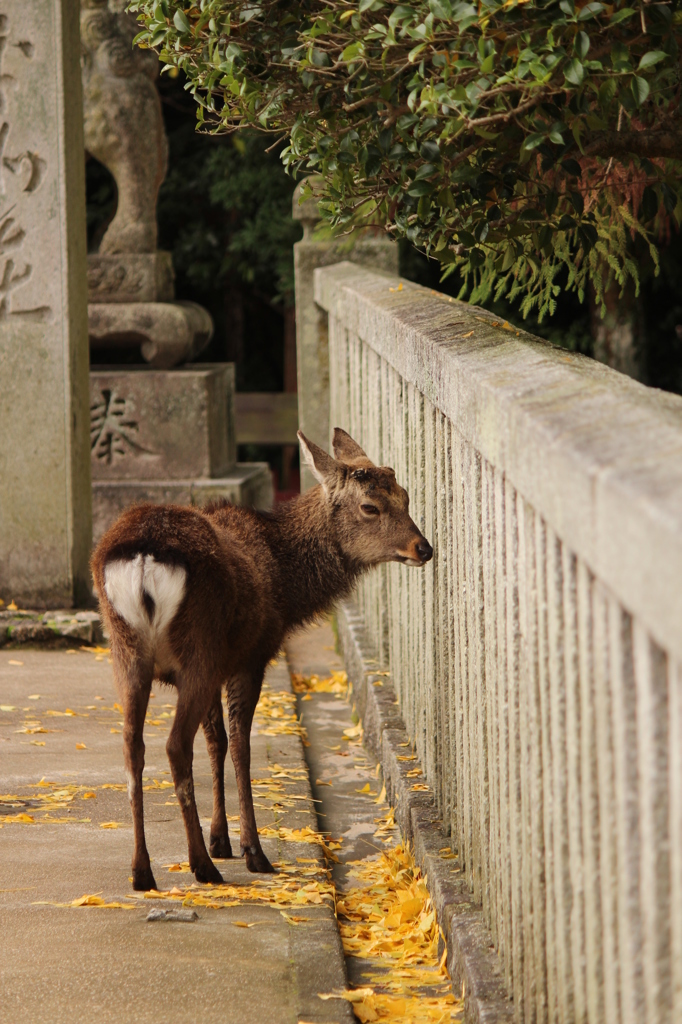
[129,0,682,318]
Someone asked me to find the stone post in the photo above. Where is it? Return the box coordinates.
[0,1,92,608]
[293,182,398,489]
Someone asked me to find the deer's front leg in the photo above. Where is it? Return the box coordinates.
[202,691,232,860]
[115,656,156,892]
[167,687,223,886]
[228,677,274,874]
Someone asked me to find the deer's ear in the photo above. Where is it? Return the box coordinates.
[332,427,371,464]
[298,431,339,492]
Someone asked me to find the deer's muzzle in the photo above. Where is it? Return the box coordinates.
[396,537,433,566]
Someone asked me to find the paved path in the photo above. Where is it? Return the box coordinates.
[287,620,406,996]
[0,645,351,1024]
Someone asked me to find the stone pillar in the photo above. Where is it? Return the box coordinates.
[0,1,92,608]
[293,182,398,489]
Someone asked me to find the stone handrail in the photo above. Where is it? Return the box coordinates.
[313,261,682,1024]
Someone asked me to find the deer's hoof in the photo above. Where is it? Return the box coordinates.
[194,860,224,885]
[243,845,275,874]
[209,833,233,859]
[132,866,158,892]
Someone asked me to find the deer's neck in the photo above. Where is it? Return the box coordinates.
[269,488,363,628]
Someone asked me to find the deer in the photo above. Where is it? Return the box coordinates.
[91,428,433,891]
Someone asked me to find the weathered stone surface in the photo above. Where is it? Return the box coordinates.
[316,260,682,665]
[292,180,398,489]
[0,1,92,610]
[89,300,213,368]
[92,465,273,543]
[336,599,515,1024]
[90,365,237,482]
[81,0,167,254]
[87,252,174,304]
[317,260,682,1024]
[0,609,103,647]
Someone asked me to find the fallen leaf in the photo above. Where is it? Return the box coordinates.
[356,783,371,794]
[280,911,311,925]
[27,694,40,700]
[291,671,348,696]
[231,920,258,928]
[8,660,23,666]
[332,841,461,1019]
[100,821,122,829]
[0,705,16,712]
[34,893,137,910]
[75,743,87,750]
[30,741,46,747]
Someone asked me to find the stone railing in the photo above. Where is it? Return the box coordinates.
[313,261,682,1024]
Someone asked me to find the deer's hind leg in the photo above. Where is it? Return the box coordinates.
[202,691,232,860]
[113,649,156,891]
[167,682,223,885]
[227,672,274,874]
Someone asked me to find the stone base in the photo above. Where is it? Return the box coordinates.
[92,463,274,543]
[87,252,174,304]
[0,610,103,648]
[89,300,213,368]
[90,365,236,482]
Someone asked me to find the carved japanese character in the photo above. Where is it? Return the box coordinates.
[91,390,156,464]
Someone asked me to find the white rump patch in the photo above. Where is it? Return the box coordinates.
[104,554,186,641]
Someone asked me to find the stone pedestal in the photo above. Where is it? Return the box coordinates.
[90,365,272,542]
[292,180,399,489]
[0,1,92,609]
[87,252,174,304]
[88,296,213,369]
[87,250,214,368]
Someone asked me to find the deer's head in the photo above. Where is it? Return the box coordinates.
[298,428,433,568]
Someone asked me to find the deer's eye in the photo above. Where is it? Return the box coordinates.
[361,503,380,516]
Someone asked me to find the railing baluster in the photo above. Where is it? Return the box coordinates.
[634,628,671,1024]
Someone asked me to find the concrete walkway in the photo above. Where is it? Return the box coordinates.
[0,645,352,1024]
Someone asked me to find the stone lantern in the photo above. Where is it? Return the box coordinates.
[80,1,272,541]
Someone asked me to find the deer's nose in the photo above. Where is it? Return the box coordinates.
[416,539,433,563]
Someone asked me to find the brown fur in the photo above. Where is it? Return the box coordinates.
[91,429,432,889]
